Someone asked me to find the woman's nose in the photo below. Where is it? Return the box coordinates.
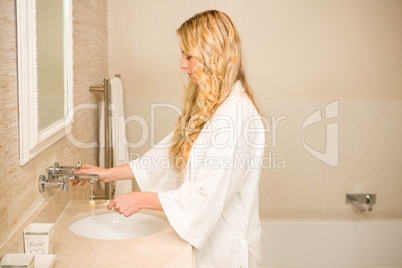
[180,58,187,70]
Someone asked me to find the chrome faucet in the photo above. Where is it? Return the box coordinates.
[38,161,98,193]
[365,194,374,211]
[71,173,99,183]
[346,193,376,212]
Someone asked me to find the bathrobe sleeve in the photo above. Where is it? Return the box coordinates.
[158,100,263,249]
[130,132,182,192]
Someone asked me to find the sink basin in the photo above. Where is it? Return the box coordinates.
[69,212,170,240]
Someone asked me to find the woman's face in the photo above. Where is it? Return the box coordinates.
[180,51,198,85]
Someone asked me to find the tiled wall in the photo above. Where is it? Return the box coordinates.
[0,0,108,256]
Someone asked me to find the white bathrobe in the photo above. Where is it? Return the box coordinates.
[130,81,265,267]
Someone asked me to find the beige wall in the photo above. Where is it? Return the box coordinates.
[0,0,108,255]
[108,0,402,218]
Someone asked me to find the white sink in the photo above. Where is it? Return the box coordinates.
[69,212,170,240]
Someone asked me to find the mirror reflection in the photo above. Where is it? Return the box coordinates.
[37,0,65,130]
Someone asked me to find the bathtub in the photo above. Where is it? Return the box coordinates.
[261,219,402,268]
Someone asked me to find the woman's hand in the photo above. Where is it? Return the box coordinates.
[107,192,163,217]
[107,192,142,217]
[73,164,111,186]
[72,163,134,186]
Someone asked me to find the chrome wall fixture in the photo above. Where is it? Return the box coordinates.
[38,161,98,193]
[346,193,376,212]
[89,74,121,200]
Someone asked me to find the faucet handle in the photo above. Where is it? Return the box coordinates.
[38,175,46,193]
[75,161,82,171]
[38,174,69,193]
[46,163,58,179]
[366,194,375,211]
[346,193,376,212]
[51,161,81,176]
[62,175,69,192]
[53,162,60,173]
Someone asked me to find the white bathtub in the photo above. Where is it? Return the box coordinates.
[261,219,402,268]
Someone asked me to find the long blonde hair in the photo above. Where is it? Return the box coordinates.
[169,10,259,173]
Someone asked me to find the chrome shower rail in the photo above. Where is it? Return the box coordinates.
[89,74,120,199]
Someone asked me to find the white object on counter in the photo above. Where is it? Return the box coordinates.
[1,253,35,268]
[24,223,54,255]
[35,254,56,268]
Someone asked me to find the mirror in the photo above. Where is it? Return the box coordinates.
[37,0,65,129]
[17,0,73,165]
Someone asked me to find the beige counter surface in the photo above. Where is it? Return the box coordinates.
[53,200,193,267]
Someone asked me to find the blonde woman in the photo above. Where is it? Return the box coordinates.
[76,10,265,267]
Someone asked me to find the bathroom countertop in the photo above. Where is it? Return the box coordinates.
[53,200,193,267]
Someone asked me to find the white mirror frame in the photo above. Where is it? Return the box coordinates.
[17,0,74,165]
